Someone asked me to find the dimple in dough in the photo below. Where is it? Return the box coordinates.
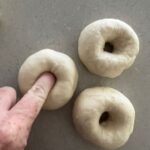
[73,87,135,149]
[78,18,139,78]
[18,49,78,110]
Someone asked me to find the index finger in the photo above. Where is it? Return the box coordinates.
[10,73,55,127]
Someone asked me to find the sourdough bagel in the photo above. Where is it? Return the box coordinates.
[18,49,78,110]
[78,19,139,78]
[73,87,135,149]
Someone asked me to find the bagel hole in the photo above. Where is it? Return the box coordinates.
[104,42,114,53]
[99,111,110,124]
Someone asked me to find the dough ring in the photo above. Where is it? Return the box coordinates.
[73,87,135,149]
[18,49,78,110]
[78,18,139,78]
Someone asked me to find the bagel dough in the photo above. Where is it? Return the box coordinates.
[78,18,139,78]
[18,49,78,110]
[73,87,135,149]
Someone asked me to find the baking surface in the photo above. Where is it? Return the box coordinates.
[0,0,149,150]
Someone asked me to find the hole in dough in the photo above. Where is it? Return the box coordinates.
[99,111,110,124]
[104,42,114,53]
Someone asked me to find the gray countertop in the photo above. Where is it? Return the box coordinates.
[0,0,150,150]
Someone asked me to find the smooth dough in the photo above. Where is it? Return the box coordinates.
[73,87,135,149]
[18,49,78,110]
[78,18,139,78]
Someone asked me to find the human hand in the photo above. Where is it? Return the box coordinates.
[0,73,55,150]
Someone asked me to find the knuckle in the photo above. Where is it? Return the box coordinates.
[0,86,16,94]
[0,126,27,149]
[30,84,47,100]
[0,128,14,145]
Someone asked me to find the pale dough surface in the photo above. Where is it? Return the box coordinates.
[78,19,139,78]
[18,49,78,110]
[0,0,149,150]
[73,87,135,149]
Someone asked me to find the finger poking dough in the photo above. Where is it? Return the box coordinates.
[78,18,139,78]
[73,87,135,149]
[18,49,78,110]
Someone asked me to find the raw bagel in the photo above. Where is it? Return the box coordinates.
[73,87,135,149]
[18,49,78,110]
[78,18,139,78]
